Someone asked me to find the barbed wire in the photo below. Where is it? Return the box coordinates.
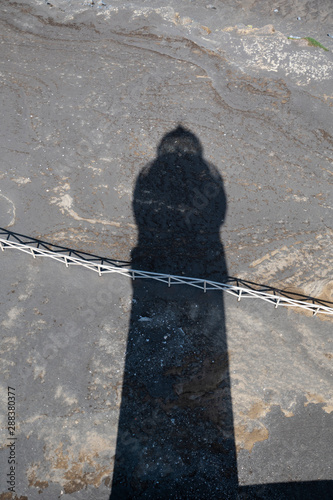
[1,228,332,317]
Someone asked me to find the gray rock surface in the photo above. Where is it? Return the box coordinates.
[0,0,332,498]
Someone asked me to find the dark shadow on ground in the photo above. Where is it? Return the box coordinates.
[239,480,333,499]
[109,127,333,499]
[110,126,238,498]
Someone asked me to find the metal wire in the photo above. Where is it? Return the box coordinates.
[1,228,332,317]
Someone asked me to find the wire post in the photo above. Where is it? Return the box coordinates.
[313,307,320,317]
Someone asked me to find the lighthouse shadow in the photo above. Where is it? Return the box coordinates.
[110,126,238,498]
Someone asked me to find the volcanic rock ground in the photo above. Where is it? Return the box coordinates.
[0,1,332,499]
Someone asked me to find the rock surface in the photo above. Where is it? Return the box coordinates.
[0,0,332,498]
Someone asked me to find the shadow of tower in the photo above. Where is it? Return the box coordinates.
[110,126,238,498]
